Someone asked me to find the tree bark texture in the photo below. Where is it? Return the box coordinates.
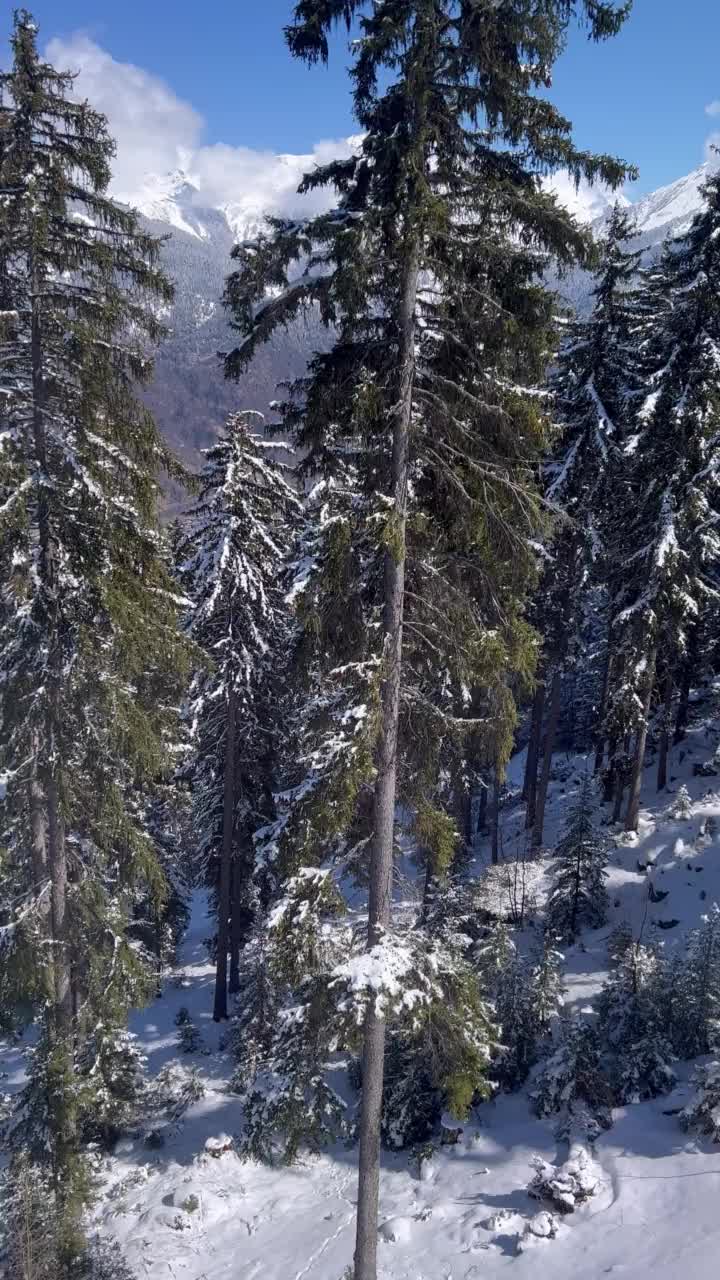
[625,648,657,832]
[213,685,236,1021]
[657,675,674,792]
[490,769,501,865]
[523,676,546,828]
[354,230,420,1280]
[532,667,562,849]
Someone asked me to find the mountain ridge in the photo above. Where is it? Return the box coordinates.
[135,159,713,464]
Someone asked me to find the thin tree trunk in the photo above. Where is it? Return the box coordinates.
[523,676,546,828]
[603,736,618,803]
[490,769,501,865]
[612,763,625,823]
[213,685,236,1021]
[228,850,245,995]
[476,773,488,835]
[673,632,697,744]
[31,252,75,1176]
[532,668,562,849]
[463,786,474,851]
[657,674,674,792]
[593,637,612,774]
[354,231,419,1280]
[28,737,47,890]
[625,648,657,833]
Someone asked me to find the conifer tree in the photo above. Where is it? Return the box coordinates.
[225,4,633,1274]
[547,775,608,940]
[0,13,189,1258]
[527,206,644,842]
[672,903,720,1057]
[607,168,720,831]
[597,935,676,1102]
[179,412,299,1020]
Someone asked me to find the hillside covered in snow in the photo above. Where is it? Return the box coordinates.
[5,697,720,1279]
[131,159,715,462]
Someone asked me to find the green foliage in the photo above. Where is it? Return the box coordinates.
[232,870,352,1163]
[547,775,608,941]
[531,1016,614,1141]
[0,9,190,1216]
[598,937,676,1103]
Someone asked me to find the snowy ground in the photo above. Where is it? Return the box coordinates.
[5,700,720,1278]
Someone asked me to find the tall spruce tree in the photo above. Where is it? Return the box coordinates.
[0,13,189,1260]
[179,412,299,1021]
[224,4,633,1275]
[526,205,644,844]
[607,167,720,831]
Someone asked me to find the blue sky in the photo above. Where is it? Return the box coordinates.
[23,1,720,196]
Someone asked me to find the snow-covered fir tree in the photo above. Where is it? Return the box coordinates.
[597,934,676,1102]
[547,775,608,940]
[477,924,564,1089]
[231,868,351,1164]
[670,903,720,1057]
[526,207,645,843]
[531,1015,614,1141]
[681,1060,720,1143]
[0,13,190,1259]
[606,167,720,831]
[224,4,632,1267]
[179,411,299,1020]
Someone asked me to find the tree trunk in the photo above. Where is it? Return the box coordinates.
[462,786,474,851]
[476,773,488,835]
[625,648,657,833]
[523,676,546,828]
[28,736,47,890]
[673,631,697,744]
[612,763,625,823]
[593,637,613,774]
[228,850,245,995]
[490,769,501,865]
[213,685,236,1022]
[31,252,76,1176]
[354,231,419,1280]
[657,675,674,792]
[603,737,618,803]
[532,668,562,849]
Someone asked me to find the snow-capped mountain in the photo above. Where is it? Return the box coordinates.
[631,163,711,238]
[133,161,712,465]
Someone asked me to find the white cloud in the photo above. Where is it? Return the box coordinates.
[44,34,352,222]
[45,35,203,195]
[705,100,720,117]
[543,171,630,224]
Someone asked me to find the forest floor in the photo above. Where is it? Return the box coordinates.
[6,696,720,1278]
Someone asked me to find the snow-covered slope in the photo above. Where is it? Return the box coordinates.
[3,686,716,1279]
[631,163,710,237]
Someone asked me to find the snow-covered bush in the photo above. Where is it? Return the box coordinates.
[530,1016,613,1140]
[598,937,676,1103]
[667,904,720,1057]
[516,1211,562,1251]
[680,1061,720,1142]
[477,924,564,1090]
[175,1008,203,1054]
[528,1144,602,1213]
[232,869,352,1163]
[78,1029,148,1145]
[150,1062,205,1124]
[671,785,693,820]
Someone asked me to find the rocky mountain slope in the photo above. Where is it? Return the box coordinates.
[132,162,713,464]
